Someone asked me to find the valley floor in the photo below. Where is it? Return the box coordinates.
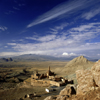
[0,59,95,100]
[0,61,67,100]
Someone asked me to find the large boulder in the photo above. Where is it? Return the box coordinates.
[44,96,54,100]
[76,70,95,95]
[59,85,76,96]
[56,95,69,100]
[91,60,100,87]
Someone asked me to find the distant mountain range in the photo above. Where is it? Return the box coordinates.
[0,54,98,62]
[0,58,13,62]
[12,54,68,61]
[12,54,98,62]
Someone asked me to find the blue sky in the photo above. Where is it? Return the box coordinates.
[0,0,100,58]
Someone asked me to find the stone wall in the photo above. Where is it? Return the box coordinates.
[31,79,50,87]
[31,78,65,87]
[50,81,62,87]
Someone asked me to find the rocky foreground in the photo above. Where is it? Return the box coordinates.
[44,60,100,100]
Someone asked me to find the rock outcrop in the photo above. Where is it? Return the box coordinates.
[56,95,69,100]
[91,60,100,87]
[44,96,54,100]
[44,59,100,100]
[76,70,95,95]
[76,60,100,95]
[59,85,76,96]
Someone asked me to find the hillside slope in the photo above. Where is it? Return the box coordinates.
[55,56,95,75]
[64,55,91,67]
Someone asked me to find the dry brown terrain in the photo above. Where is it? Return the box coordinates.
[55,56,95,75]
[0,61,67,100]
[0,57,96,100]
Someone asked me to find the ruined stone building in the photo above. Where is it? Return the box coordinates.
[31,66,72,87]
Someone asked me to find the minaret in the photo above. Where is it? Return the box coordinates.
[49,66,50,72]
[47,66,50,77]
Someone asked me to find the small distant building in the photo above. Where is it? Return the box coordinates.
[31,66,72,87]
[31,71,40,79]
[32,66,55,80]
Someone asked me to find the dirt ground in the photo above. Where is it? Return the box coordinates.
[0,61,67,100]
[0,60,95,100]
[0,86,47,100]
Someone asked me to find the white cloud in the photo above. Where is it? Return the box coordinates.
[62,52,76,56]
[6,22,100,57]
[26,34,56,42]
[0,52,20,57]
[69,22,100,42]
[70,53,76,56]
[54,23,68,30]
[0,51,44,57]
[7,43,17,46]
[5,42,100,57]
[77,42,100,51]
[26,23,68,42]
[82,7,100,20]
[37,35,56,42]
[49,23,68,34]
[71,23,100,32]
[27,0,97,27]
[0,26,7,31]
[62,52,69,56]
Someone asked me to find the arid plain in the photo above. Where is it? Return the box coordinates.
[0,56,95,100]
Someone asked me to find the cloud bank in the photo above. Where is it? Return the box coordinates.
[5,22,100,58]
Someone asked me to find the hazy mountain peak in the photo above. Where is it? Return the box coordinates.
[73,55,88,62]
[64,55,91,67]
